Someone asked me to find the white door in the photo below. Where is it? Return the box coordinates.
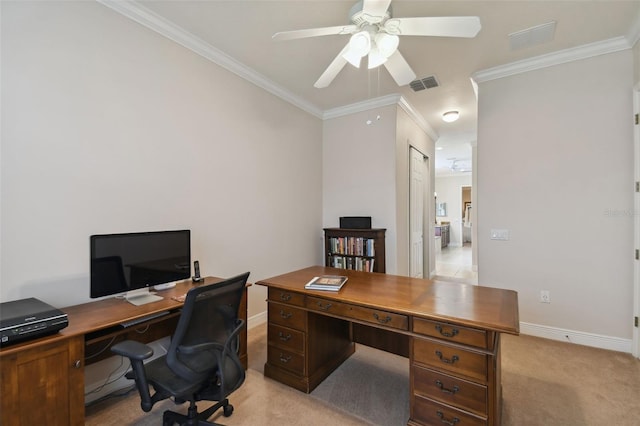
[410,147,427,278]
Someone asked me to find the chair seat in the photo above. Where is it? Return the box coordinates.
[143,352,219,399]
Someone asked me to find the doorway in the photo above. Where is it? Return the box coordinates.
[433,180,477,284]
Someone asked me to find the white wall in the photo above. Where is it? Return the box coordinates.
[322,105,398,273]
[0,1,323,321]
[435,175,472,247]
[477,50,634,342]
[322,104,434,276]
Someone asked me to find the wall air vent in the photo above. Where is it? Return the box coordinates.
[409,76,439,92]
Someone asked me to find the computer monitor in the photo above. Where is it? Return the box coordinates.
[90,230,191,305]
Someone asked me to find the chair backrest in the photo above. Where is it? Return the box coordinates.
[166,272,250,383]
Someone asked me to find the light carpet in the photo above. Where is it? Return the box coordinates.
[86,323,640,425]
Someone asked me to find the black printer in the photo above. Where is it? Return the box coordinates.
[0,297,68,347]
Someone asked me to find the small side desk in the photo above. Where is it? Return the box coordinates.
[257,266,519,426]
[0,277,249,426]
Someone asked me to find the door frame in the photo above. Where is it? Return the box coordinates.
[633,85,639,358]
[408,145,430,279]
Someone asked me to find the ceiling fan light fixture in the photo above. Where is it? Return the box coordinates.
[375,32,399,58]
[343,30,371,67]
[367,46,387,69]
[342,49,363,68]
[442,110,460,123]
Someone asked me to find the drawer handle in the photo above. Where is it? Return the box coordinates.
[373,313,392,324]
[316,301,332,311]
[435,380,460,395]
[279,293,292,301]
[279,310,293,319]
[436,411,460,425]
[435,324,459,338]
[279,353,292,363]
[278,331,292,342]
[435,351,459,364]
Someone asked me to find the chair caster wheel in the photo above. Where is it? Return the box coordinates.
[223,404,234,417]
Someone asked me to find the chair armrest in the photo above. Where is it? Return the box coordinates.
[111,340,155,412]
[111,340,154,361]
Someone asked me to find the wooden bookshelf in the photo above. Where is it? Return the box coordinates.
[323,228,386,273]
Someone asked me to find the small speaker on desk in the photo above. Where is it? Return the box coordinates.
[192,260,203,283]
[339,216,372,229]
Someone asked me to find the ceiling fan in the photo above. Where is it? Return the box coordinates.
[450,158,472,173]
[273,0,481,88]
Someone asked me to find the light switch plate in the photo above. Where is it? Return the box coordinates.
[490,229,510,240]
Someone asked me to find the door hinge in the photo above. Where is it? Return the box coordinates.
[636,182,640,193]
[635,114,639,125]
[635,316,639,327]
[636,249,639,260]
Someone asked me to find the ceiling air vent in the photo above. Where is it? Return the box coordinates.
[410,76,439,92]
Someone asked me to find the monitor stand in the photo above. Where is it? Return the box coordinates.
[125,288,163,306]
[154,281,177,291]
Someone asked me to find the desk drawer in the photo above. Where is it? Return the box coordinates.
[268,303,306,331]
[413,365,487,416]
[412,394,487,426]
[268,324,305,353]
[306,296,408,330]
[413,339,488,382]
[268,288,305,307]
[413,318,489,349]
[267,346,304,375]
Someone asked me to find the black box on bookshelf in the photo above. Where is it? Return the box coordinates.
[339,216,371,229]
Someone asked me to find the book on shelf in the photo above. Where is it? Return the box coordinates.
[304,275,348,292]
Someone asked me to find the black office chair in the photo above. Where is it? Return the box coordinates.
[111,272,250,426]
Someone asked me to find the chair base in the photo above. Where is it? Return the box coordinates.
[162,399,233,426]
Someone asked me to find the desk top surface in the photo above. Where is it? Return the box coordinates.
[257,266,519,335]
[0,277,230,355]
[60,277,230,337]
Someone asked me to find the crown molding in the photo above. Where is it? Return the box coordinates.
[397,97,439,142]
[323,93,402,119]
[96,0,440,135]
[323,94,439,141]
[97,0,323,119]
[473,36,631,83]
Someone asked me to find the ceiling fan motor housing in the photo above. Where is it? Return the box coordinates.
[349,1,391,26]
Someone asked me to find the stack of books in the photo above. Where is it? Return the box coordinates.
[304,275,348,292]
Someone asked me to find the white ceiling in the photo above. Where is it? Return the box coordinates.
[120,0,640,176]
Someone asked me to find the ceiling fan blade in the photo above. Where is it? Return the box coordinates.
[387,16,481,38]
[314,44,350,88]
[273,25,357,41]
[362,0,392,18]
[383,50,416,86]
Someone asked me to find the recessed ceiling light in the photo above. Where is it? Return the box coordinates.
[436,146,444,151]
[442,111,459,123]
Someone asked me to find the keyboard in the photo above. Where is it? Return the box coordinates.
[120,310,170,328]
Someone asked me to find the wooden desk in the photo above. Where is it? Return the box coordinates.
[0,277,249,426]
[257,266,519,426]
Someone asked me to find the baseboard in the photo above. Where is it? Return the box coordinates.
[247,310,267,330]
[519,321,632,353]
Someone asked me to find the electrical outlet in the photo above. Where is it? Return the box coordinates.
[540,290,550,303]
